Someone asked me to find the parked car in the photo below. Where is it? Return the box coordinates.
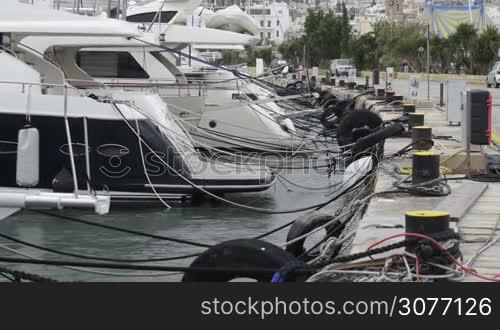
[271,59,288,74]
[330,59,356,76]
[486,61,500,88]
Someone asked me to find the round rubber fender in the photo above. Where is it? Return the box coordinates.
[336,110,383,146]
[285,212,335,258]
[318,90,331,102]
[333,99,354,118]
[181,239,297,282]
[321,96,339,110]
[320,92,336,103]
[321,99,353,129]
[351,123,405,156]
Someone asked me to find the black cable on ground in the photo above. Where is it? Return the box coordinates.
[467,173,500,182]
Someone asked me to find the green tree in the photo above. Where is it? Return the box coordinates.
[473,25,500,74]
[278,36,305,65]
[391,23,427,72]
[448,23,477,73]
[351,32,377,70]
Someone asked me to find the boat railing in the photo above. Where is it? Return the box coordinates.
[0,80,90,99]
[101,79,210,97]
[48,0,125,18]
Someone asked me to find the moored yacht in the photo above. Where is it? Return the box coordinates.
[73,43,306,151]
[0,1,275,206]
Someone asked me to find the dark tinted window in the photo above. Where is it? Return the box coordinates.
[127,11,177,23]
[76,51,149,79]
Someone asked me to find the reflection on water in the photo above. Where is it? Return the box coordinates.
[0,170,344,282]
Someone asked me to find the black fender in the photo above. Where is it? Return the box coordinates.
[321,96,339,110]
[321,99,353,129]
[351,123,405,156]
[182,239,297,282]
[285,212,336,259]
[336,110,383,146]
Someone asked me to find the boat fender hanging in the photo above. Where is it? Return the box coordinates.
[181,239,297,282]
[351,123,405,156]
[285,212,336,259]
[336,110,383,146]
[16,125,39,188]
[52,167,75,193]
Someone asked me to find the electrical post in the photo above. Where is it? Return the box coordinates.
[427,23,430,101]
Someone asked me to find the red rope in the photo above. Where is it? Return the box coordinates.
[367,232,500,282]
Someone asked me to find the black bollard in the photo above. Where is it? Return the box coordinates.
[408,113,425,130]
[403,104,416,114]
[412,126,433,150]
[411,151,440,184]
[372,68,380,86]
[439,83,444,106]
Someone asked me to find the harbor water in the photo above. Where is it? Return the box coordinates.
[0,169,341,281]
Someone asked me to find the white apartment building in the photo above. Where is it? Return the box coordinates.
[244,1,290,44]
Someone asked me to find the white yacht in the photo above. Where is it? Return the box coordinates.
[0,1,275,206]
[194,5,260,36]
[127,0,202,25]
[78,1,304,151]
[20,0,307,151]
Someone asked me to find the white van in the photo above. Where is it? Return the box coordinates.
[330,59,356,76]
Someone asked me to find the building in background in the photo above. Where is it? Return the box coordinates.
[386,0,405,22]
[244,1,290,44]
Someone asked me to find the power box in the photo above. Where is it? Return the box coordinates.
[447,79,466,125]
[467,90,492,145]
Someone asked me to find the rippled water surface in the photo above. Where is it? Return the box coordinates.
[0,169,345,282]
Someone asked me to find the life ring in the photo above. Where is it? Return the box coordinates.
[181,239,297,282]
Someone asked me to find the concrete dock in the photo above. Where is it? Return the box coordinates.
[335,82,500,281]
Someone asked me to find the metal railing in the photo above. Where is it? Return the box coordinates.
[101,78,210,97]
